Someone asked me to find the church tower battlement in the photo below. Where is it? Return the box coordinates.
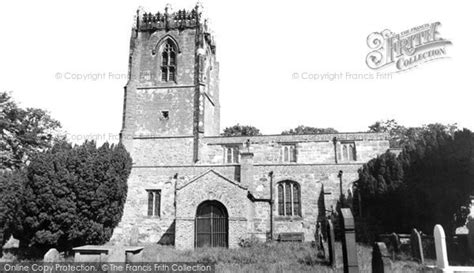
[121,4,220,163]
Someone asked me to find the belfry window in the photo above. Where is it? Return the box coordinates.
[277,181,301,217]
[161,40,177,82]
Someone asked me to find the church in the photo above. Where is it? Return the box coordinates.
[111,5,390,250]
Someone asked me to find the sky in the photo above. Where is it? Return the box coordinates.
[0,0,472,144]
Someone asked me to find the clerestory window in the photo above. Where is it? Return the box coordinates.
[339,142,357,162]
[224,146,239,164]
[281,144,297,163]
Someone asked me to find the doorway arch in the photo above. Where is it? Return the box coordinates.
[195,200,228,248]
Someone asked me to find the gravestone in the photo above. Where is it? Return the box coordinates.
[73,245,111,263]
[467,198,474,259]
[125,247,144,262]
[43,248,60,262]
[43,248,60,273]
[389,233,400,253]
[372,242,392,273]
[316,222,326,258]
[326,219,336,268]
[410,228,424,264]
[340,208,359,273]
[2,236,19,259]
[434,224,449,270]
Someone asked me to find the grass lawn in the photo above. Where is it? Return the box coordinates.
[1,241,426,272]
[137,242,423,273]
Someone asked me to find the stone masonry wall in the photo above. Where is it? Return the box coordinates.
[112,165,240,244]
[199,134,389,165]
[132,137,195,166]
[175,171,250,249]
[121,29,197,141]
[111,168,176,245]
[251,164,361,242]
[139,30,196,88]
[113,162,365,246]
[133,88,195,136]
[114,133,388,246]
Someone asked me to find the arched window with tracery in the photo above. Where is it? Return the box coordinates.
[160,39,177,82]
[277,181,301,217]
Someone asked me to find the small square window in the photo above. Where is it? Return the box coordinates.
[160,111,169,120]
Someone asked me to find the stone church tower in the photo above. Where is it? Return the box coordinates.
[114,4,390,249]
[121,4,220,163]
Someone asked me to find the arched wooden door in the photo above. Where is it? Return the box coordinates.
[195,200,228,248]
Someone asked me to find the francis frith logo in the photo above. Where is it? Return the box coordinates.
[366,22,452,72]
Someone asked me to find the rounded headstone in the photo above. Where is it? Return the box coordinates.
[43,248,60,263]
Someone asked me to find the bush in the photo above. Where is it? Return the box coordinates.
[14,141,132,252]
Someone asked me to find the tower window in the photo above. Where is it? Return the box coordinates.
[161,40,177,82]
[147,190,161,217]
[277,181,301,217]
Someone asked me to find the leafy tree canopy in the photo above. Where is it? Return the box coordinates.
[221,124,262,137]
[368,119,457,148]
[0,92,61,170]
[281,125,339,135]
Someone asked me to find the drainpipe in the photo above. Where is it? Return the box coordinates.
[174,173,178,219]
[338,170,343,205]
[333,137,338,164]
[269,171,274,241]
[173,173,178,242]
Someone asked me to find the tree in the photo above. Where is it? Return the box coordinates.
[15,141,132,252]
[354,151,406,239]
[0,92,61,170]
[368,119,457,148]
[0,171,25,246]
[281,125,338,135]
[368,119,408,148]
[221,124,262,136]
[355,122,474,238]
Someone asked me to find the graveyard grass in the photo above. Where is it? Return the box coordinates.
[2,241,426,272]
[136,242,423,272]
